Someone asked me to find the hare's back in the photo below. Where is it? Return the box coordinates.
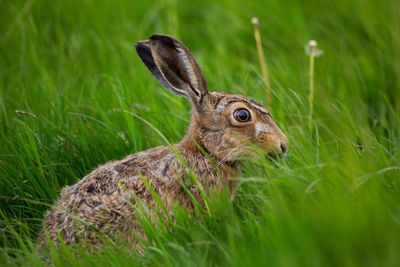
[61,145,177,201]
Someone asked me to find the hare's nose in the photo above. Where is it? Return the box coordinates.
[280,143,288,154]
[279,137,289,155]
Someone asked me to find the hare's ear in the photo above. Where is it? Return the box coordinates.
[135,40,186,96]
[136,34,209,105]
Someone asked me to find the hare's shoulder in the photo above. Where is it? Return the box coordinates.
[112,145,175,177]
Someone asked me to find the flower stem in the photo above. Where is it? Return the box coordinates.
[308,40,317,130]
[252,17,271,109]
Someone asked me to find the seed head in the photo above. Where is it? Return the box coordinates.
[308,40,317,47]
[251,17,259,27]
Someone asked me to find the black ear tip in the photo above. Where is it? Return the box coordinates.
[149,33,169,40]
[135,41,151,56]
[149,34,178,47]
[134,42,144,50]
[135,40,149,48]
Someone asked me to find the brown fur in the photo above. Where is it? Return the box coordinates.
[38,34,288,249]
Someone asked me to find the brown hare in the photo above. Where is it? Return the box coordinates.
[39,34,289,248]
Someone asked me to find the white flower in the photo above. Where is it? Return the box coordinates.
[305,40,323,57]
[251,17,259,26]
[308,40,317,47]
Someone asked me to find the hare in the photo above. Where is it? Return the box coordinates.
[38,34,289,248]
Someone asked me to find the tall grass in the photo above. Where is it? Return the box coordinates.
[1,0,399,265]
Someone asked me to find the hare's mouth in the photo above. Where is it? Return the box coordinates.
[264,142,288,159]
[266,150,286,160]
[266,152,278,160]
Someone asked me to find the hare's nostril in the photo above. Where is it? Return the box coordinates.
[280,143,288,154]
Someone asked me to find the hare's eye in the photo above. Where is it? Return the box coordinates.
[234,109,251,122]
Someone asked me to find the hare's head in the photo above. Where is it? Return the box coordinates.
[136,34,288,163]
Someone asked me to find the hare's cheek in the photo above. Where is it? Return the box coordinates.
[224,129,246,146]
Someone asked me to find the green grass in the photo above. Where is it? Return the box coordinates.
[1,0,400,265]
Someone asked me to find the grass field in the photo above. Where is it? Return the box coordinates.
[1,0,400,265]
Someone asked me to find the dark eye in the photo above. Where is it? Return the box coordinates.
[233,109,251,122]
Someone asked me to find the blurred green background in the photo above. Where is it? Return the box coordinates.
[1,0,399,266]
